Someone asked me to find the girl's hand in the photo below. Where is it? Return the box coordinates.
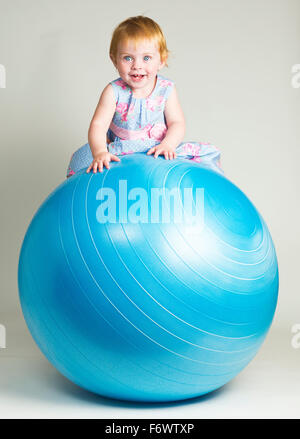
[86,151,120,173]
[147,144,177,160]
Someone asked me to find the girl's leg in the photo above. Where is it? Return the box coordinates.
[66,138,119,178]
[175,142,223,175]
[66,143,94,178]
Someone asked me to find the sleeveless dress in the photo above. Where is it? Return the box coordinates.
[66,74,223,177]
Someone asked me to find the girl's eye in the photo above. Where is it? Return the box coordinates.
[123,55,151,62]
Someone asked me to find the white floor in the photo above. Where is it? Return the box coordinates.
[0,311,299,419]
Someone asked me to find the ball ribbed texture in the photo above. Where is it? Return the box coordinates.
[18,154,278,402]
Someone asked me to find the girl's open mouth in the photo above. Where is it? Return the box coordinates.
[130,74,145,82]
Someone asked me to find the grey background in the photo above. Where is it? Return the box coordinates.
[0,0,299,418]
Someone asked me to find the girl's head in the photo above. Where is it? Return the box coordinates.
[109,16,170,90]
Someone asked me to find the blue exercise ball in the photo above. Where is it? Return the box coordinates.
[18,153,278,402]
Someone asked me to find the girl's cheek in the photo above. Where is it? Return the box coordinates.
[121,61,130,69]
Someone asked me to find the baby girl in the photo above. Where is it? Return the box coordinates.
[66,15,222,177]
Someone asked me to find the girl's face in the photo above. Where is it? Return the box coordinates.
[111,39,165,92]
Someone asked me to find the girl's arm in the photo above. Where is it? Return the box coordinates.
[88,84,116,157]
[87,84,120,173]
[147,85,185,159]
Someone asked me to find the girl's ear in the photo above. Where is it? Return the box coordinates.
[158,58,166,71]
[110,54,117,68]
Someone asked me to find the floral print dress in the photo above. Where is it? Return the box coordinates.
[66,74,222,177]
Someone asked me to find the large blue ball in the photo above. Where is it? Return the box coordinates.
[18,154,278,402]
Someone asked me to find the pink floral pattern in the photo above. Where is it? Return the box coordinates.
[116,102,127,114]
[121,150,135,155]
[109,121,167,142]
[67,169,75,178]
[160,79,173,88]
[115,79,128,90]
[183,143,202,156]
[149,123,167,141]
[116,102,135,122]
[146,95,165,112]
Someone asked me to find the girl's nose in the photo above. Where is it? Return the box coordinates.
[132,58,142,69]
